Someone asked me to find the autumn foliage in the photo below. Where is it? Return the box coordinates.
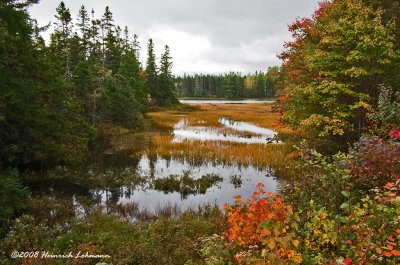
[224,183,302,264]
[277,0,399,141]
[339,180,400,264]
[348,136,400,190]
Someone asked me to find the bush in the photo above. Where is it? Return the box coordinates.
[348,136,400,190]
[223,179,400,264]
[338,180,400,264]
[224,183,302,264]
[0,169,30,236]
[368,86,400,136]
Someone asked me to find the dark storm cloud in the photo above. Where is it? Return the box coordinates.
[29,0,320,74]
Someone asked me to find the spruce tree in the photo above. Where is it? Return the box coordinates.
[159,45,177,105]
[76,5,90,56]
[0,0,91,169]
[52,1,73,81]
[145,39,159,105]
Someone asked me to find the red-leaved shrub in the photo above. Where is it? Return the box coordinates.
[348,136,400,190]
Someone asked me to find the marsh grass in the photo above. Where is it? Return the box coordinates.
[94,123,152,155]
[116,202,182,221]
[149,103,292,134]
[146,103,297,178]
[229,175,243,188]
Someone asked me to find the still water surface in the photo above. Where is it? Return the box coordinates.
[173,117,280,144]
[92,155,276,211]
[34,113,280,217]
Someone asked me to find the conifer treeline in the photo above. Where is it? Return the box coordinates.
[50,2,178,124]
[0,1,177,169]
[175,67,279,99]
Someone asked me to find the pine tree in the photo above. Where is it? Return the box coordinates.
[119,30,147,109]
[145,39,159,105]
[255,71,266,98]
[0,0,91,169]
[52,1,73,81]
[76,5,90,56]
[101,6,115,68]
[159,45,177,105]
[88,9,100,59]
[132,34,141,60]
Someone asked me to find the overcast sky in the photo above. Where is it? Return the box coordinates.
[29,0,320,75]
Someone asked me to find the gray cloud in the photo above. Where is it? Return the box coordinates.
[29,0,320,74]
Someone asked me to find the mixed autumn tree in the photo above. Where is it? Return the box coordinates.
[278,0,400,145]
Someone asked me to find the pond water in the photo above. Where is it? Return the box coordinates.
[33,155,276,218]
[32,113,280,219]
[179,99,275,104]
[173,117,280,144]
[92,155,276,211]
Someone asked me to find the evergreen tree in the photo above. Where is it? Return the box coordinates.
[88,9,100,60]
[255,71,266,98]
[0,0,91,169]
[175,71,276,99]
[118,31,147,111]
[132,34,141,60]
[76,5,90,56]
[145,39,159,105]
[52,1,73,81]
[159,45,178,105]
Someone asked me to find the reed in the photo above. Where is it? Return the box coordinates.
[146,103,297,179]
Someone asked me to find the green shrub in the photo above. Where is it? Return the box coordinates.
[0,169,30,236]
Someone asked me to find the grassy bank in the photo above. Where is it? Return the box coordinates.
[0,206,226,265]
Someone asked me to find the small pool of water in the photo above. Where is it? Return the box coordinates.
[219,117,277,137]
[33,155,278,218]
[172,117,279,144]
[92,155,277,211]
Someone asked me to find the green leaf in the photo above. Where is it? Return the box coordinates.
[340,203,349,209]
[341,191,350,198]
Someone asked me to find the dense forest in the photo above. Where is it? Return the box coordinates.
[175,68,278,99]
[0,0,177,226]
[0,0,177,169]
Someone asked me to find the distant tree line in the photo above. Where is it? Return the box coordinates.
[175,67,279,99]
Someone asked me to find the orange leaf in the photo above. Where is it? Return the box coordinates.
[383,251,393,257]
[392,249,400,256]
[260,229,271,237]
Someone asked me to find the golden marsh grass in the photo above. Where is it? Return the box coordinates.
[146,103,296,177]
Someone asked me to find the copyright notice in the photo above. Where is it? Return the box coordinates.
[11,251,111,259]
